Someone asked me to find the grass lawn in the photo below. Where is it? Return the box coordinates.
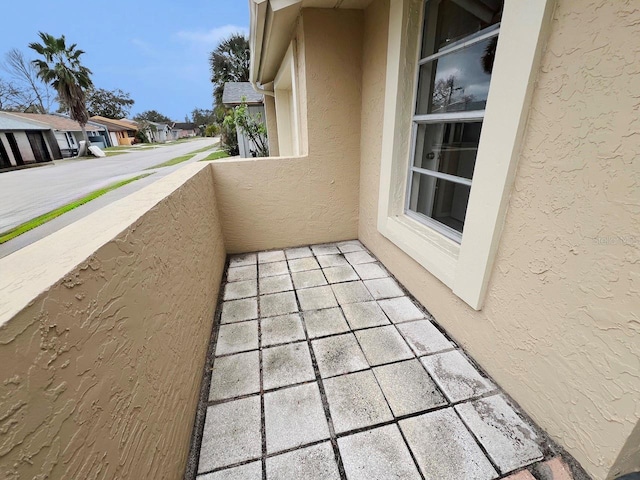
[200,151,230,161]
[145,154,196,170]
[188,142,220,155]
[0,174,152,244]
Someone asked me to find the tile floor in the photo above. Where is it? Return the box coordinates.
[195,241,551,480]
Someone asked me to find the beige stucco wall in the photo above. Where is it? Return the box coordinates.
[357,1,639,479]
[211,8,363,253]
[0,164,226,479]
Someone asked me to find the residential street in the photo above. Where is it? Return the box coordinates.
[0,138,218,257]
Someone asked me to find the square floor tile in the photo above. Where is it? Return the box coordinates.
[209,350,260,401]
[373,359,446,416]
[397,320,452,356]
[344,251,375,265]
[311,244,340,256]
[260,291,298,317]
[266,442,340,480]
[312,333,369,378]
[259,261,289,278]
[338,424,422,480]
[292,269,327,289]
[317,254,349,268]
[198,396,262,472]
[331,281,373,305]
[263,342,315,390]
[259,274,293,295]
[337,240,365,253]
[456,395,543,473]
[297,285,338,311]
[399,409,497,480]
[303,308,350,338]
[355,326,413,366]
[229,253,257,268]
[288,257,321,272]
[221,298,258,324]
[227,265,257,282]
[323,265,359,284]
[421,350,495,403]
[216,321,259,356]
[285,246,313,259]
[341,301,390,330]
[197,461,261,479]
[363,278,403,300]
[264,382,330,453]
[378,297,424,323]
[261,314,306,347]
[323,370,393,434]
[353,262,389,280]
[259,250,286,263]
[223,280,257,301]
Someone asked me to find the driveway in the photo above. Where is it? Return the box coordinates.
[0,138,220,257]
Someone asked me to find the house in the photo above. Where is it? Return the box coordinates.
[0,112,59,169]
[222,81,266,157]
[143,121,172,143]
[171,122,198,139]
[89,116,138,146]
[6,112,109,156]
[0,1,637,480]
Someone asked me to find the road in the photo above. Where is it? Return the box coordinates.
[0,138,220,258]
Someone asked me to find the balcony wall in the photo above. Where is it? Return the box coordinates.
[0,164,226,479]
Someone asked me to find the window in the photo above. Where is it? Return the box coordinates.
[406,0,503,242]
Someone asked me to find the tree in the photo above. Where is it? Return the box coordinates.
[191,107,216,133]
[87,87,134,118]
[209,33,250,108]
[29,32,93,156]
[223,99,269,157]
[2,49,55,113]
[134,110,172,123]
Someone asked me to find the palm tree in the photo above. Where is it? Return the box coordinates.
[209,33,250,109]
[29,32,93,156]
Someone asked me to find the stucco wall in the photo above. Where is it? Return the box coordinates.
[210,8,363,253]
[0,164,226,479]
[357,1,639,479]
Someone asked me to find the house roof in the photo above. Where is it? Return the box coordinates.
[222,82,264,106]
[0,112,52,131]
[90,116,138,132]
[172,122,197,130]
[7,112,105,132]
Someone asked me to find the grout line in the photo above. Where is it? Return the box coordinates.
[256,269,268,480]
[453,405,503,475]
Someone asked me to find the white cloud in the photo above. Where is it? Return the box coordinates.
[174,25,249,48]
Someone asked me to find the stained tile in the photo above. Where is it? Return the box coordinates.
[216,321,259,356]
[421,350,495,403]
[297,285,338,311]
[229,253,257,268]
[344,251,375,265]
[261,314,306,346]
[341,301,390,330]
[266,442,340,480]
[223,279,257,301]
[260,291,298,317]
[209,350,260,401]
[331,281,373,305]
[317,254,349,268]
[221,297,258,324]
[288,257,321,272]
[455,395,543,473]
[285,246,314,259]
[363,278,403,300]
[264,382,330,453]
[312,333,369,378]
[263,342,315,390]
[355,325,413,366]
[336,240,365,253]
[378,297,424,323]
[198,396,262,472]
[373,359,446,416]
[323,370,393,434]
[292,269,327,289]
[303,308,350,338]
[353,262,389,280]
[227,265,257,282]
[259,274,293,295]
[397,319,452,356]
[259,250,286,263]
[311,244,340,256]
[399,409,498,480]
[322,265,359,284]
[338,425,422,480]
[197,461,261,479]
[259,261,289,278]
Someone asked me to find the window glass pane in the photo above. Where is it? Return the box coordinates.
[408,172,471,234]
[421,0,502,58]
[413,122,482,180]
[416,36,496,114]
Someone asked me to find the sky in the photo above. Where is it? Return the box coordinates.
[0,0,249,121]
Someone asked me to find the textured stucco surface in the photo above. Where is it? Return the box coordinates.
[210,8,363,254]
[0,164,226,479]
[357,1,640,479]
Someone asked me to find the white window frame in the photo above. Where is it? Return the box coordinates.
[377,0,554,310]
